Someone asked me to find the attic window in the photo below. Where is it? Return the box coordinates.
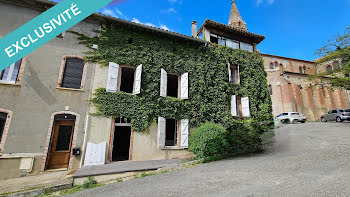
[167,74,179,98]
[119,67,135,93]
[210,35,218,44]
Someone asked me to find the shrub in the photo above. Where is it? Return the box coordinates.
[227,125,262,155]
[189,123,229,158]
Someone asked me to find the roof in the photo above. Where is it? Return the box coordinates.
[197,19,265,44]
[3,0,207,45]
[261,53,315,64]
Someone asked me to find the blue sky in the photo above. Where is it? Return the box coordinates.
[79,0,350,61]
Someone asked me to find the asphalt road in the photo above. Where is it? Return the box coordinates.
[70,122,350,197]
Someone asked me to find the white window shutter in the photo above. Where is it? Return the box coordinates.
[181,73,189,99]
[157,117,166,149]
[160,69,167,97]
[180,119,189,149]
[134,64,142,95]
[231,95,237,116]
[228,63,232,82]
[106,62,119,93]
[242,97,250,117]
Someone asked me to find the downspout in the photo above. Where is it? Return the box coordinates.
[80,114,89,167]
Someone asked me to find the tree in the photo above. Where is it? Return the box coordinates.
[310,25,350,90]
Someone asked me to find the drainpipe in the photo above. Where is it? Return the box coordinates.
[80,114,90,167]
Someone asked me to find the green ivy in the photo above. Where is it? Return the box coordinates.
[73,24,274,134]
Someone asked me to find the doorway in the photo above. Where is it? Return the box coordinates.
[47,115,76,170]
[112,126,131,161]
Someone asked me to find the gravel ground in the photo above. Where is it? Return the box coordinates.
[70,122,350,197]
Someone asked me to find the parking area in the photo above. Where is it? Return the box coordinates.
[70,122,350,197]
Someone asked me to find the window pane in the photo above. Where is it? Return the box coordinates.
[0,67,10,81]
[240,42,253,52]
[270,63,274,69]
[299,67,303,73]
[226,40,239,49]
[218,38,225,46]
[11,59,22,82]
[61,58,84,89]
[326,66,333,73]
[0,112,7,143]
[55,125,73,151]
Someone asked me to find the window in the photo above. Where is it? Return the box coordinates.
[226,40,239,49]
[160,69,188,99]
[269,85,273,95]
[167,74,179,98]
[210,35,218,44]
[0,112,7,144]
[231,95,250,117]
[333,61,340,70]
[60,57,85,89]
[119,67,135,93]
[240,42,253,52]
[165,119,178,146]
[270,63,274,69]
[157,118,189,149]
[274,62,278,69]
[218,38,226,46]
[303,66,307,73]
[345,74,350,77]
[299,67,303,74]
[0,59,22,84]
[106,63,143,94]
[229,65,240,84]
[326,65,333,73]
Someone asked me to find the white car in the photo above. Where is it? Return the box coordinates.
[275,112,307,123]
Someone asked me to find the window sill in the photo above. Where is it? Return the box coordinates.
[0,81,20,86]
[162,146,182,150]
[56,87,84,92]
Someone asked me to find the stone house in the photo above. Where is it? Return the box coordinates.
[262,53,349,120]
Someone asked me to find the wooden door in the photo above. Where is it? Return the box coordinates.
[47,120,75,169]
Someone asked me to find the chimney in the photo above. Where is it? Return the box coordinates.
[191,21,198,38]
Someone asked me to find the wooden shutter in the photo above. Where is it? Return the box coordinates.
[106,62,119,93]
[181,73,189,99]
[242,97,250,117]
[134,64,142,95]
[157,117,166,149]
[61,58,85,89]
[84,142,106,166]
[180,119,189,149]
[231,95,237,116]
[237,66,240,84]
[160,69,167,97]
[228,63,232,82]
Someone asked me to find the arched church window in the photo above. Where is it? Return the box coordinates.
[274,62,278,68]
[303,66,307,73]
[270,63,274,69]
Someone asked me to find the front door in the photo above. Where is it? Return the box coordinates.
[112,126,131,162]
[47,120,75,169]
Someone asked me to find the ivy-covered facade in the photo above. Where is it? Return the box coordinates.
[77,1,273,164]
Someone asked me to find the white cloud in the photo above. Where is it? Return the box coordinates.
[145,23,156,27]
[256,0,275,6]
[115,8,123,16]
[102,9,117,17]
[167,8,177,13]
[132,18,141,24]
[160,25,170,31]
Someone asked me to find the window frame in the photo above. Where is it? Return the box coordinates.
[117,66,136,94]
[166,72,181,99]
[0,57,26,86]
[0,108,12,153]
[229,65,240,85]
[57,55,87,91]
[164,118,181,148]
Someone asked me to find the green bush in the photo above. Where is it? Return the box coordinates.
[227,125,262,155]
[189,123,229,158]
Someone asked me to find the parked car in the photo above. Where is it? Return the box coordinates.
[321,109,350,122]
[275,112,307,123]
